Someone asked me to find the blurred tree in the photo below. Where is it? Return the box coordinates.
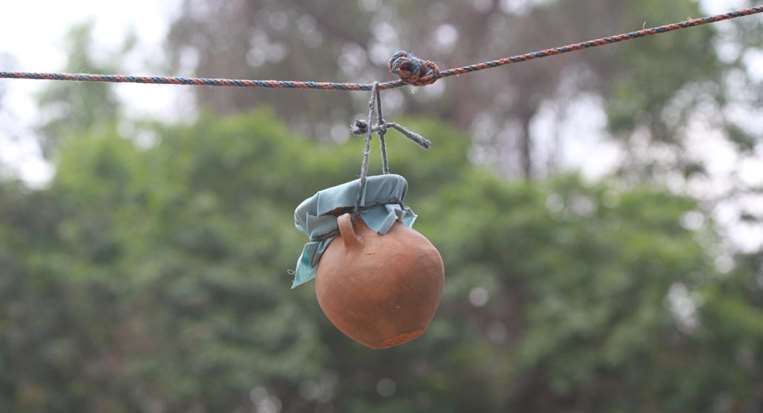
[691,250,763,413]
[1,111,760,412]
[164,0,762,180]
[166,0,376,142]
[36,21,134,156]
[0,3,761,412]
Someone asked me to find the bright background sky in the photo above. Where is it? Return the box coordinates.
[0,0,761,250]
[0,0,182,184]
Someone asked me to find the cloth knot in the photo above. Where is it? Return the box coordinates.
[388,50,440,86]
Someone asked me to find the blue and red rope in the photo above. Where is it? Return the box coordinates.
[1,5,761,92]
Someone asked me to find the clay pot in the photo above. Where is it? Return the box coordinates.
[315,213,444,349]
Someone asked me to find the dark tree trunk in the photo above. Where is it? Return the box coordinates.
[519,110,534,181]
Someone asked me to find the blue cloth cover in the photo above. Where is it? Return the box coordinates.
[292,174,417,288]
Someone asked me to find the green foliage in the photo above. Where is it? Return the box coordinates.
[36,22,131,156]
[1,111,760,412]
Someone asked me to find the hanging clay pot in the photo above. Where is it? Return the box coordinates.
[291,174,444,349]
[289,82,446,348]
[315,213,444,349]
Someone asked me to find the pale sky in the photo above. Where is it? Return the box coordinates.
[0,0,182,183]
[0,0,761,250]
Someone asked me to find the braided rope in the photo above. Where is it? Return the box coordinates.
[0,5,761,91]
[428,5,763,82]
[0,72,371,91]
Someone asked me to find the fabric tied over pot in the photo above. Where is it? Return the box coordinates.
[292,174,417,288]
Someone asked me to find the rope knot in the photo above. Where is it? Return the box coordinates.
[388,50,440,87]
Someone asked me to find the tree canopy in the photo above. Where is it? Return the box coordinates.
[1,1,762,412]
[1,111,761,412]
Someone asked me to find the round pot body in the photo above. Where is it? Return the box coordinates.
[315,213,444,349]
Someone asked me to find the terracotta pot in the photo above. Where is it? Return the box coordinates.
[315,213,444,349]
